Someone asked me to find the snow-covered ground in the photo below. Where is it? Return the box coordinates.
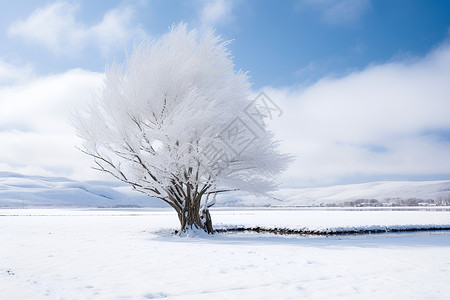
[1,208,449,299]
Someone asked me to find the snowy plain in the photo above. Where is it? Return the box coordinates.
[1,208,450,299]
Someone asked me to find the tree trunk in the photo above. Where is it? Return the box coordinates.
[178,204,214,234]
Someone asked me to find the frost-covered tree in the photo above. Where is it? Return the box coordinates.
[73,24,291,234]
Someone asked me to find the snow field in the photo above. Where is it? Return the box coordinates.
[1,208,450,299]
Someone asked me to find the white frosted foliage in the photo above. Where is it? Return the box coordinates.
[73,24,291,233]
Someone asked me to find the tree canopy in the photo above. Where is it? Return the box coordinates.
[73,24,291,234]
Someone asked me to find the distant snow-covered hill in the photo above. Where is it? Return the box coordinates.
[1,172,449,207]
[0,172,164,207]
[277,181,450,207]
[217,180,450,207]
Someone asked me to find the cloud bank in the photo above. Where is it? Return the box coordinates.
[267,42,450,187]
[0,67,103,179]
[7,1,148,56]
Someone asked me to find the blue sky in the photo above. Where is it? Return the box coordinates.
[2,0,450,88]
[1,0,450,187]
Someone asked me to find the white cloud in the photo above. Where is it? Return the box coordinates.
[0,60,34,85]
[199,0,235,29]
[0,67,105,180]
[89,6,148,56]
[295,0,371,24]
[263,43,450,187]
[7,1,148,56]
